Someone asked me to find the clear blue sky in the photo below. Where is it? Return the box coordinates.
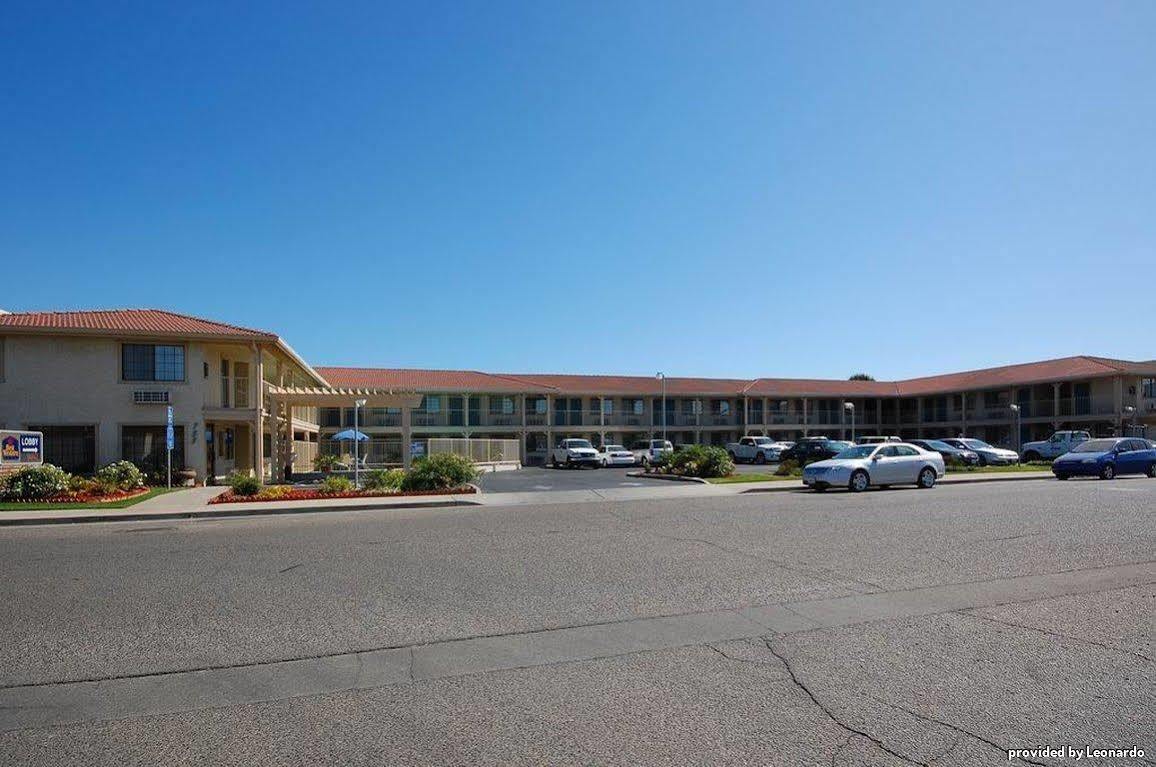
[3,1,1153,379]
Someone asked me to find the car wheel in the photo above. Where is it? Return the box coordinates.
[1099,463,1115,480]
[1023,451,1041,462]
[754,452,766,465]
[600,458,607,467]
[1147,463,1156,479]
[727,451,737,462]
[977,455,988,467]
[813,484,827,493]
[1054,473,1069,481]
[849,470,869,493]
[917,467,936,489]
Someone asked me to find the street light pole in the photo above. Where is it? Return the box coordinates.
[354,398,367,488]
[656,372,666,442]
[1009,403,1020,453]
[843,402,855,442]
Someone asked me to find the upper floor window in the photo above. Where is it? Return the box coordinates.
[122,344,185,381]
[1142,378,1156,399]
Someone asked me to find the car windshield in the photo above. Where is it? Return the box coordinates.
[924,440,953,450]
[834,445,876,459]
[566,440,592,449]
[961,439,993,450]
[753,438,773,445]
[1071,439,1120,453]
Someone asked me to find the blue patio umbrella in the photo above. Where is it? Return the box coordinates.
[330,429,369,442]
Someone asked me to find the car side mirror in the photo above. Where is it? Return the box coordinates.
[871,455,880,461]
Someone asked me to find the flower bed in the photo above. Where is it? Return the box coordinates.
[0,487,152,506]
[208,485,477,504]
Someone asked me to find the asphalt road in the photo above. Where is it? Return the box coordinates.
[474,465,675,493]
[0,478,1152,765]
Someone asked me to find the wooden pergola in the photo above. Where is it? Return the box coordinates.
[262,384,424,479]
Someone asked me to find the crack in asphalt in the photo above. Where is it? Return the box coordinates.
[955,610,1153,663]
[763,637,933,767]
[864,694,1047,767]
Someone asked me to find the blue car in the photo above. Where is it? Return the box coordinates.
[1051,437,1156,480]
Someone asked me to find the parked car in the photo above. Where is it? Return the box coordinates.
[596,444,636,467]
[550,438,600,468]
[908,438,980,466]
[1051,437,1156,480]
[631,439,673,466]
[1020,430,1091,462]
[855,435,902,445]
[803,442,946,492]
[726,436,782,464]
[780,438,843,463]
[941,438,1019,466]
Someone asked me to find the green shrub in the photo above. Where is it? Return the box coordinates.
[651,450,675,470]
[95,460,145,490]
[663,445,734,478]
[320,475,355,494]
[400,453,479,492]
[362,468,404,492]
[775,459,802,477]
[3,464,72,500]
[228,471,261,496]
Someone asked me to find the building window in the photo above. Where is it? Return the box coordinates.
[422,396,441,413]
[122,425,185,473]
[28,425,96,474]
[320,408,341,427]
[1142,379,1156,398]
[234,362,250,408]
[122,344,185,382]
[220,359,231,407]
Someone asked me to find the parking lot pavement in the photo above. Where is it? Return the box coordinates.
[1,479,1152,764]
[474,465,678,493]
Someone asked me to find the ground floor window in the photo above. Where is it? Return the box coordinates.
[28,424,96,474]
[122,425,185,473]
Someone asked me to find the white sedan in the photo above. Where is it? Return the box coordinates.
[802,443,945,492]
[597,444,636,467]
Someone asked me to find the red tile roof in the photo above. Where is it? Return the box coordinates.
[509,373,754,396]
[893,356,1142,396]
[318,356,1155,398]
[316,367,554,393]
[0,309,277,340]
[743,378,900,398]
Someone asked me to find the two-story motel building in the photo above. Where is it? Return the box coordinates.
[2,308,1154,482]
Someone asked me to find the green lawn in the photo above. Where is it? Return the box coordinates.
[707,473,799,484]
[945,462,1053,474]
[0,487,177,512]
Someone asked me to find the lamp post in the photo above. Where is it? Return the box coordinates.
[656,372,667,442]
[1008,403,1020,453]
[843,402,855,442]
[354,398,367,488]
[1123,405,1135,437]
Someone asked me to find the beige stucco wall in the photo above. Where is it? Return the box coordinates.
[0,334,263,481]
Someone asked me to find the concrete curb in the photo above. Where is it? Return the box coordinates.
[737,471,1055,493]
[624,471,709,485]
[0,498,483,527]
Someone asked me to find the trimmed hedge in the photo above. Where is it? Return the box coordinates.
[660,445,734,479]
[95,460,145,491]
[3,464,72,500]
[400,453,479,492]
[363,468,405,492]
[228,471,261,496]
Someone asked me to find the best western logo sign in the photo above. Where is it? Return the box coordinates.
[0,431,43,465]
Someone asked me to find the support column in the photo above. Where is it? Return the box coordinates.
[402,405,414,469]
[1052,382,1061,430]
[802,398,809,437]
[546,394,554,451]
[253,343,265,483]
[916,398,923,438]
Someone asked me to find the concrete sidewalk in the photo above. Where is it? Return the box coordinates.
[0,471,1057,526]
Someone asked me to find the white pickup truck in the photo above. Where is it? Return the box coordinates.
[726,436,782,465]
[1020,430,1091,461]
[550,438,600,468]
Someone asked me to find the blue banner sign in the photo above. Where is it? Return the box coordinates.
[0,430,44,465]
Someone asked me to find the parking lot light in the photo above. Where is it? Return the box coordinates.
[656,372,666,442]
[1009,403,1020,453]
[843,401,855,442]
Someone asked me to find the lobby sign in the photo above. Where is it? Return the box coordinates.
[0,430,44,465]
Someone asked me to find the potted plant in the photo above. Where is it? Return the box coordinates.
[313,453,341,474]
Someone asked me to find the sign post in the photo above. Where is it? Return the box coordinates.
[165,406,174,489]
